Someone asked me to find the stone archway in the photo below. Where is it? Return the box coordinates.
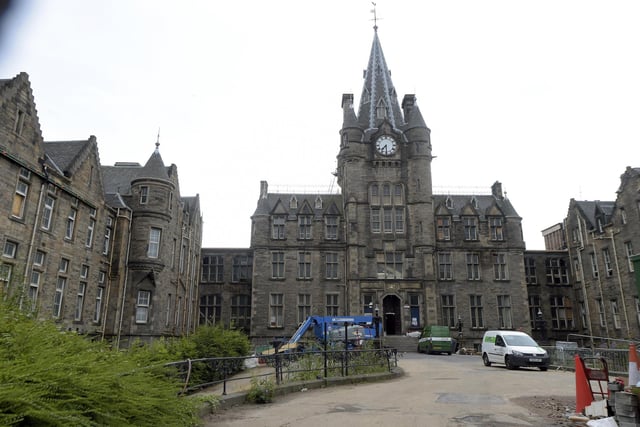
[382,294,402,335]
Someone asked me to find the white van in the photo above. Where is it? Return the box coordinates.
[481,330,549,371]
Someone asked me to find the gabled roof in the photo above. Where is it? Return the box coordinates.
[571,200,615,230]
[253,191,343,218]
[44,136,98,178]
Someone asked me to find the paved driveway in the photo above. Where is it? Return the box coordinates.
[205,353,576,427]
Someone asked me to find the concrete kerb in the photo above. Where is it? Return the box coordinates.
[195,367,404,418]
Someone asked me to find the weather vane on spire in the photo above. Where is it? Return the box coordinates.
[371,2,378,31]
[155,127,160,151]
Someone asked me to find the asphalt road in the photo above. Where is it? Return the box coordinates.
[205,353,577,427]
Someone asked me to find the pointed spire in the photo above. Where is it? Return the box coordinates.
[357,27,404,131]
[143,138,167,179]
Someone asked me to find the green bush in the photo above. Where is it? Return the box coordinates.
[245,377,275,404]
[0,300,200,426]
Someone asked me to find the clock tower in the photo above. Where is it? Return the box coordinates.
[337,26,436,334]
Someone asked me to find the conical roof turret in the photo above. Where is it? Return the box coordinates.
[356,28,404,132]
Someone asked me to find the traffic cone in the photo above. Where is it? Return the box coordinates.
[575,354,593,414]
[629,343,640,387]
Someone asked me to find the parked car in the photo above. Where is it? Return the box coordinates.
[417,325,455,355]
[481,330,549,371]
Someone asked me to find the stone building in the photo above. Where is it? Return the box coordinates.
[562,169,640,343]
[0,72,202,347]
[237,27,531,349]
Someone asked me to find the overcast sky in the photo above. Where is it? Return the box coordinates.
[2,1,639,249]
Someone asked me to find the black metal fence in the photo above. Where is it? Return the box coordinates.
[165,347,398,394]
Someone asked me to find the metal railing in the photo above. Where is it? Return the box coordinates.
[165,347,398,394]
[545,346,635,376]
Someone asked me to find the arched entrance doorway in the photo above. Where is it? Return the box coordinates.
[382,295,401,335]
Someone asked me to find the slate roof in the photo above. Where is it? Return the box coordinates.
[101,145,170,195]
[357,29,405,132]
[43,137,96,178]
[572,200,615,230]
[433,193,520,219]
[254,191,343,218]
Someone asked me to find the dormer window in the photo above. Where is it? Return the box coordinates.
[315,195,322,209]
[470,196,478,209]
[445,196,453,209]
[289,196,298,209]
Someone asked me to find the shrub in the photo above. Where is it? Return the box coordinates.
[0,300,200,426]
[245,377,275,404]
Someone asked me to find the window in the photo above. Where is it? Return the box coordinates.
[66,208,77,240]
[371,208,381,233]
[436,217,451,240]
[272,216,286,239]
[103,217,112,255]
[550,296,574,329]
[86,218,95,247]
[463,217,478,241]
[135,290,151,323]
[326,293,339,316]
[80,264,89,279]
[271,252,285,279]
[298,294,311,324]
[231,295,251,331]
[325,252,338,279]
[289,195,297,209]
[493,253,508,280]
[370,184,380,205]
[635,297,640,327]
[269,293,284,327]
[0,264,13,294]
[179,238,187,274]
[545,258,569,284]
[3,241,17,258]
[199,294,221,325]
[298,252,312,279]
[12,180,29,218]
[621,208,627,225]
[59,258,69,273]
[382,183,391,204]
[41,196,55,230]
[324,217,338,240]
[590,253,599,278]
[525,257,537,284]
[596,299,606,327]
[602,248,613,277]
[34,250,45,266]
[376,251,403,279]
[573,257,582,282]
[383,208,393,233]
[202,255,224,282]
[466,253,480,280]
[75,282,86,321]
[140,186,149,204]
[529,295,541,330]
[438,252,453,281]
[315,196,322,209]
[497,295,513,329]
[93,286,104,323]
[232,255,252,282]
[28,270,40,310]
[165,294,173,327]
[299,216,312,240]
[394,207,405,233]
[409,294,420,328]
[53,277,66,317]
[580,301,587,330]
[13,109,25,134]
[147,227,161,258]
[489,217,504,240]
[441,294,455,327]
[175,296,182,328]
[394,184,403,204]
[469,295,484,328]
[363,294,374,315]
[611,300,621,329]
[626,242,635,272]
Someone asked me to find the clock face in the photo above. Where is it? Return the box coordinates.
[375,136,397,156]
